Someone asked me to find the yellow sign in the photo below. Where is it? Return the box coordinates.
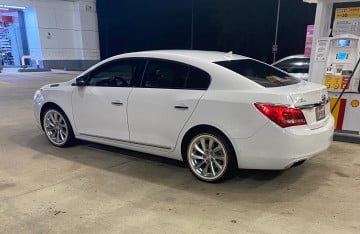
[351,99,359,107]
[335,7,360,19]
[333,7,360,36]
[266,76,281,82]
[324,75,343,89]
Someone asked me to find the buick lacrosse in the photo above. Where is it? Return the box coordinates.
[34,50,334,182]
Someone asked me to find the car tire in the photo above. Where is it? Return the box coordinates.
[42,108,75,147]
[186,130,237,183]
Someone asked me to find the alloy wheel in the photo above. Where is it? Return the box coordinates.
[43,110,69,146]
[187,134,228,181]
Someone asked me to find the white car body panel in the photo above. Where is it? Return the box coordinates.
[71,86,131,141]
[34,50,334,170]
[127,88,205,150]
[34,82,75,129]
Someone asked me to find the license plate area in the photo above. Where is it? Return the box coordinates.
[315,105,326,121]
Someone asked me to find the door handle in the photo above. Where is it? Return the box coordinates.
[174,105,189,110]
[111,101,123,106]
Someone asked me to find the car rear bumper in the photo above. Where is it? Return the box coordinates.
[233,116,334,170]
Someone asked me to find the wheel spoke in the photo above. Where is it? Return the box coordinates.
[195,160,206,169]
[194,144,204,155]
[212,145,222,153]
[210,162,216,176]
[200,138,206,151]
[49,114,56,125]
[47,120,55,127]
[213,155,224,160]
[213,159,223,170]
[55,113,61,123]
[56,130,60,143]
[191,153,204,160]
[59,130,65,141]
[45,126,55,131]
[209,138,214,150]
[202,162,210,176]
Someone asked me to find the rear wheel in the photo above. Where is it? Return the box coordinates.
[186,132,237,182]
[43,108,75,147]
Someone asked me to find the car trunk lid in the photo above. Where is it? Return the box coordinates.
[270,82,330,129]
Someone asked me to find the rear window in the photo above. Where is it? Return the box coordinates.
[215,59,301,87]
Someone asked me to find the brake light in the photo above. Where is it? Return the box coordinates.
[255,103,307,128]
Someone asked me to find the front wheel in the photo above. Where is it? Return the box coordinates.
[43,108,75,147]
[186,132,237,182]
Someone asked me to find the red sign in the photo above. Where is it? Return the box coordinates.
[1,16,14,23]
[304,25,314,57]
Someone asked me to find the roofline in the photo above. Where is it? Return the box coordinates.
[111,50,250,63]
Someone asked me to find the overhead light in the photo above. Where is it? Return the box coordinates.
[0,5,25,10]
[303,0,319,3]
[0,7,9,11]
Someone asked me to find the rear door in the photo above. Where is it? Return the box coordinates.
[127,59,210,150]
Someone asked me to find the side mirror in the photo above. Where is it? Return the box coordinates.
[72,77,87,86]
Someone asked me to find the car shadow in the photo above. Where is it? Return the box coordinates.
[11,127,334,204]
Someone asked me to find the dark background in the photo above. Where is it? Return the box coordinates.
[96,0,317,63]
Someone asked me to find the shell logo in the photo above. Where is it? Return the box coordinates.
[351,99,359,108]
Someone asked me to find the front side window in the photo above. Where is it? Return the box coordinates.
[215,59,301,87]
[87,59,145,87]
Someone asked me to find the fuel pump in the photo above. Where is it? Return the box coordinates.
[305,0,360,138]
[312,34,360,135]
[323,35,360,93]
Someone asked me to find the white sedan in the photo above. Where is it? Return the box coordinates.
[34,50,334,182]
[272,54,310,81]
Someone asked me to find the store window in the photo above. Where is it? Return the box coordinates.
[0,9,28,67]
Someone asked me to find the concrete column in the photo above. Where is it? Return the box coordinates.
[308,2,333,82]
[1,0,100,70]
[72,0,100,70]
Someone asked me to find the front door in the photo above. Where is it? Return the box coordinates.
[72,59,145,141]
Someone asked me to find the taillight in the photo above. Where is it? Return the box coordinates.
[255,103,307,128]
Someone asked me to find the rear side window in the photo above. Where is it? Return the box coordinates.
[142,59,210,90]
[186,68,210,90]
[142,60,188,89]
[215,59,300,87]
